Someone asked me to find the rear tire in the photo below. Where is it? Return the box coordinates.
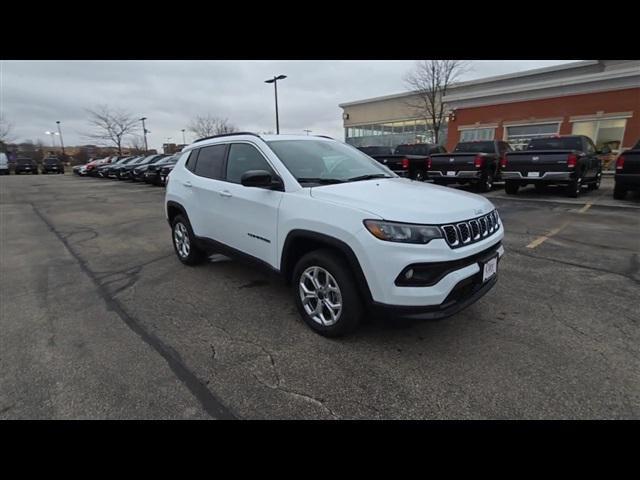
[567,177,582,198]
[292,249,363,337]
[505,181,519,195]
[171,214,207,266]
[478,172,494,193]
[613,184,627,200]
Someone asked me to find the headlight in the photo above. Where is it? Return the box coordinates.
[363,220,443,244]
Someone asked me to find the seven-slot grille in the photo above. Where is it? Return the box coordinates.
[441,210,500,248]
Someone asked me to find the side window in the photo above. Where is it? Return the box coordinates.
[181,150,195,172]
[193,144,227,179]
[226,143,275,184]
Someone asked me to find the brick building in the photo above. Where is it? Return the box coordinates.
[339,60,640,162]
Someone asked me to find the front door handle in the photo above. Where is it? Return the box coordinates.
[183,181,192,188]
[219,190,232,198]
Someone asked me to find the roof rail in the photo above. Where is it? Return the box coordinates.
[193,132,261,144]
[315,135,334,140]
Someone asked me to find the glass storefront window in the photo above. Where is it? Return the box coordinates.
[505,123,559,150]
[572,118,626,153]
[460,128,495,142]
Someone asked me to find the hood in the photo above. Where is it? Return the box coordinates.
[309,178,495,224]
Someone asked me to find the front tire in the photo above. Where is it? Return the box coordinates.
[505,181,519,195]
[292,249,363,337]
[171,214,207,266]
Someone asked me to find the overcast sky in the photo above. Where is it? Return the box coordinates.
[1,60,575,150]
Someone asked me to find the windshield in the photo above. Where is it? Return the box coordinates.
[527,137,582,151]
[17,158,33,164]
[266,139,393,185]
[454,142,495,153]
[44,158,59,164]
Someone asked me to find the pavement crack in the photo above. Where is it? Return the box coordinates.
[29,202,238,420]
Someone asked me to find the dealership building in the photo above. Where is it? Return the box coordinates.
[339,60,640,157]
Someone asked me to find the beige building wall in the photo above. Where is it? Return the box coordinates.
[343,95,425,126]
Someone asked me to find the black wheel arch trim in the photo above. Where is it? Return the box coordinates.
[281,229,374,305]
[166,201,189,226]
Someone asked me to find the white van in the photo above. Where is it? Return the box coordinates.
[0,152,10,175]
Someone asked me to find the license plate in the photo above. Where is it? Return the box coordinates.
[482,256,498,282]
[528,171,539,177]
[446,171,456,176]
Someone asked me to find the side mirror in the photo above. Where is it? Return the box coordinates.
[240,170,283,190]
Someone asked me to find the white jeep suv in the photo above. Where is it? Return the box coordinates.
[165,133,504,336]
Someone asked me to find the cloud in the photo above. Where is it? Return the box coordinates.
[1,60,573,149]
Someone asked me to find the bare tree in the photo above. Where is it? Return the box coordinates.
[403,60,470,144]
[0,116,15,144]
[128,135,147,155]
[187,115,238,139]
[85,105,140,155]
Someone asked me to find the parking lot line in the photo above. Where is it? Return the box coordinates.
[526,221,571,249]
[578,202,593,214]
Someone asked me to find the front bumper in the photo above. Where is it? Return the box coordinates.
[372,272,499,320]
[353,222,504,309]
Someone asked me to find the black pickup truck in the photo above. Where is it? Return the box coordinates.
[364,143,446,181]
[428,140,512,192]
[360,143,446,181]
[614,139,640,199]
[502,135,602,198]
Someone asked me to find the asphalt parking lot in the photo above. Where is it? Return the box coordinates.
[1,173,638,419]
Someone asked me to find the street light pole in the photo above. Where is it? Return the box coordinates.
[265,74,287,134]
[56,121,65,156]
[181,129,186,144]
[304,129,312,135]
[45,131,60,148]
[140,117,149,152]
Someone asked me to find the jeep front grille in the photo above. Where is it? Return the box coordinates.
[440,210,500,249]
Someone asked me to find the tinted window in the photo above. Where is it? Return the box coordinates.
[527,137,583,151]
[358,146,394,156]
[394,144,435,156]
[454,141,496,153]
[184,150,197,172]
[226,143,274,184]
[193,144,226,179]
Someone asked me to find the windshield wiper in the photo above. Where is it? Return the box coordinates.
[296,177,345,185]
[346,174,391,182]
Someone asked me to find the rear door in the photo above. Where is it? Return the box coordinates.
[215,142,283,267]
[186,144,228,239]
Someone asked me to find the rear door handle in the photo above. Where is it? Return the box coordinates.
[219,190,232,198]
[183,181,192,188]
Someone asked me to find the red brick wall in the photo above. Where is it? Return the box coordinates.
[446,88,640,151]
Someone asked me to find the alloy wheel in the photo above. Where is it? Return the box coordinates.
[299,266,343,326]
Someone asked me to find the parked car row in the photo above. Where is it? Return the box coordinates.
[73,154,179,186]
[0,155,65,174]
[359,135,640,200]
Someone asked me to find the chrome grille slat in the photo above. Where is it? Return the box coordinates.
[441,210,500,249]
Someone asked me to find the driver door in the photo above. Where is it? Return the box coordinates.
[214,142,283,268]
